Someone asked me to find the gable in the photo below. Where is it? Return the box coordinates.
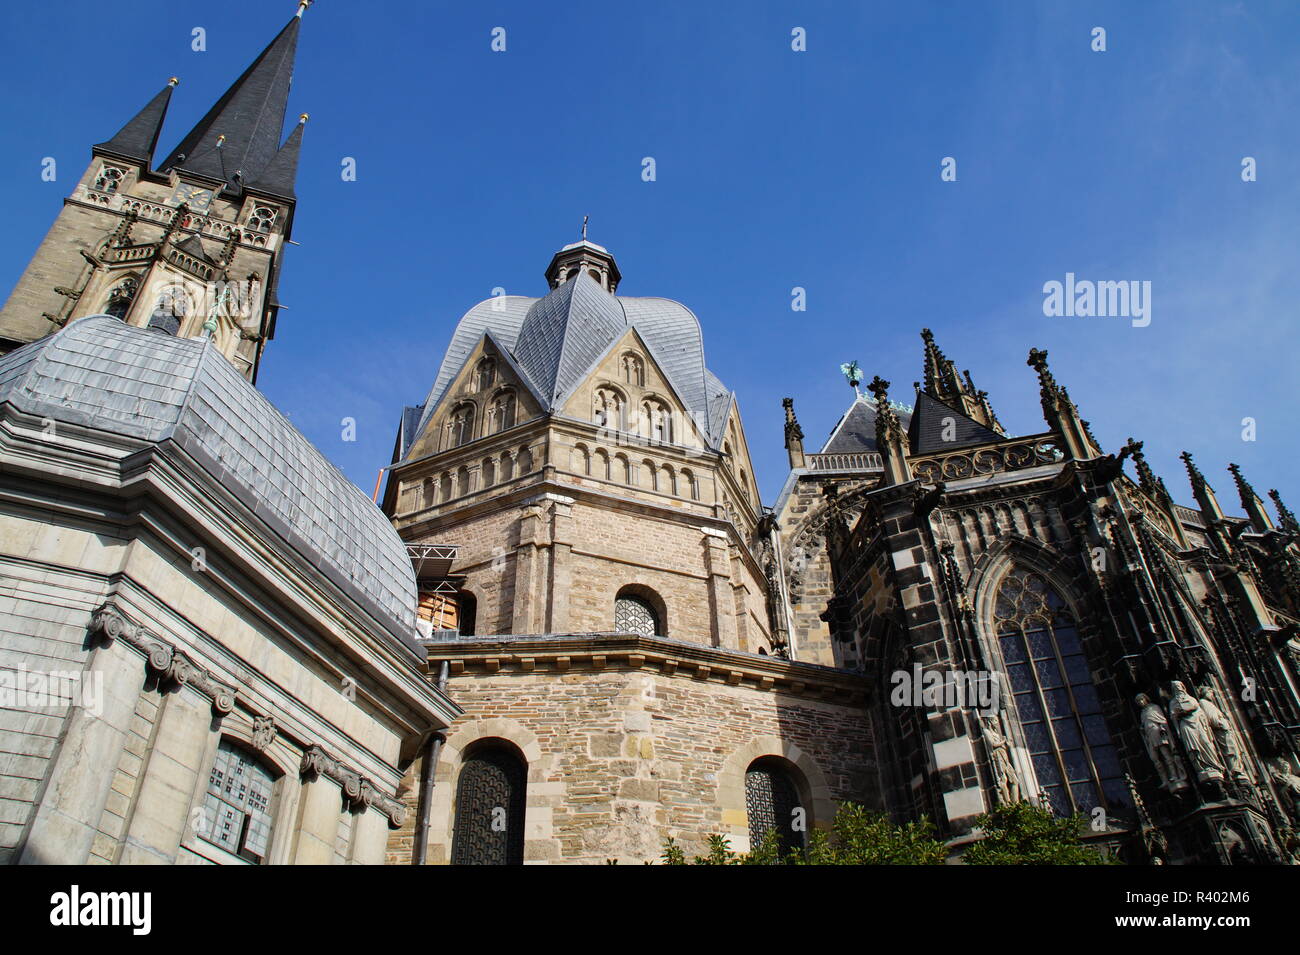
[907,392,1002,454]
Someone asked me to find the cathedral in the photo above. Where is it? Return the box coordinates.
[1,5,1299,866]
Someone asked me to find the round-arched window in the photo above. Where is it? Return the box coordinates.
[614,592,660,636]
[745,757,804,856]
[451,742,526,865]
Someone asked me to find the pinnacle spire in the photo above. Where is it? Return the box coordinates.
[246,113,307,199]
[93,78,178,165]
[918,329,1002,433]
[1269,489,1299,535]
[1228,463,1274,532]
[159,13,304,192]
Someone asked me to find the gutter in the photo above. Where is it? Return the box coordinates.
[413,660,450,865]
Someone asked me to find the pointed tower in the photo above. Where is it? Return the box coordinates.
[0,3,313,383]
[918,328,1003,433]
[1228,463,1274,533]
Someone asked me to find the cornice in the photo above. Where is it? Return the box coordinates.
[423,632,868,704]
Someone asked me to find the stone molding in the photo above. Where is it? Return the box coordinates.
[300,744,407,829]
[91,600,236,714]
[427,633,868,703]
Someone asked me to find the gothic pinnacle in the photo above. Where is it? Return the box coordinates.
[1269,489,1300,534]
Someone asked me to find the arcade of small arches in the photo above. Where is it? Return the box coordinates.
[567,441,699,500]
[414,444,538,510]
[442,388,519,451]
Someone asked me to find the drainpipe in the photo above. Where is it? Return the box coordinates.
[413,660,450,865]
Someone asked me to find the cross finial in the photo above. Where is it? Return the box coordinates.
[867,375,891,403]
[581,215,588,241]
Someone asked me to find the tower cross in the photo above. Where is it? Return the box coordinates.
[581,215,588,241]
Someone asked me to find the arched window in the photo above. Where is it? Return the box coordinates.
[247,204,278,233]
[446,404,475,449]
[614,454,631,484]
[745,757,804,856]
[499,452,513,482]
[451,741,525,865]
[488,390,515,433]
[148,285,190,336]
[457,466,471,497]
[622,353,645,386]
[663,464,678,496]
[421,476,435,508]
[439,472,453,501]
[682,468,698,500]
[641,458,657,491]
[458,590,477,636]
[594,386,625,431]
[992,566,1127,816]
[517,445,533,475]
[476,358,497,392]
[94,164,126,194]
[103,276,138,320]
[202,739,277,863]
[594,448,611,480]
[614,589,661,636]
[572,444,591,475]
[482,457,496,487]
[640,398,672,444]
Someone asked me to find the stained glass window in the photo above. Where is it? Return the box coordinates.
[202,740,276,863]
[993,567,1128,816]
[451,745,526,865]
[745,759,803,855]
[615,594,659,636]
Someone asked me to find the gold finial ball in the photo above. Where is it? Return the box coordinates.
[168,76,180,86]
[299,113,310,124]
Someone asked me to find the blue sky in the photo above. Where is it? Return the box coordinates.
[2,0,1296,514]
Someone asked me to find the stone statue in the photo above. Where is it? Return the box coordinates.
[1271,760,1300,820]
[1196,685,1247,780]
[1168,681,1224,782]
[1136,692,1188,790]
[982,712,1021,804]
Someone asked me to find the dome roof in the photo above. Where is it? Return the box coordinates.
[405,271,733,456]
[0,316,419,637]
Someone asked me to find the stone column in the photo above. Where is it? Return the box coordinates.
[350,805,390,865]
[291,774,342,865]
[703,528,736,649]
[118,685,214,864]
[19,638,144,865]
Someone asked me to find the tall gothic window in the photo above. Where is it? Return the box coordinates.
[247,204,278,233]
[476,358,497,392]
[993,566,1127,816]
[614,589,661,636]
[451,742,526,865]
[594,386,624,431]
[745,758,803,855]
[622,353,645,386]
[103,276,139,320]
[202,740,276,863]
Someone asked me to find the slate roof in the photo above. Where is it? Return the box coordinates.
[246,118,304,200]
[404,271,733,457]
[907,391,1002,454]
[0,316,420,643]
[93,80,176,165]
[158,15,302,192]
[821,395,913,454]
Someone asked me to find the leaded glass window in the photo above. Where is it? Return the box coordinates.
[450,745,526,865]
[615,594,659,636]
[745,759,803,855]
[202,740,276,863]
[993,567,1128,817]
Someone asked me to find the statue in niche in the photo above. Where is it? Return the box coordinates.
[1168,681,1224,783]
[982,711,1021,805]
[1136,692,1188,791]
[1196,684,1248,780]
[1271,760,1300,820]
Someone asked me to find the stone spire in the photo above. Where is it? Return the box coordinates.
[1269,489,1299,536]
[1181,452,1233,557]
[1228,463,1274,533]
[1027,348,1096,460]
[782,397,805,469]
[1127,438,1187,548]
[158,9,306,192]
[919,329,1002,432]
[246,113,307,200]
[93,77,178,166]
[868,375,910,485]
